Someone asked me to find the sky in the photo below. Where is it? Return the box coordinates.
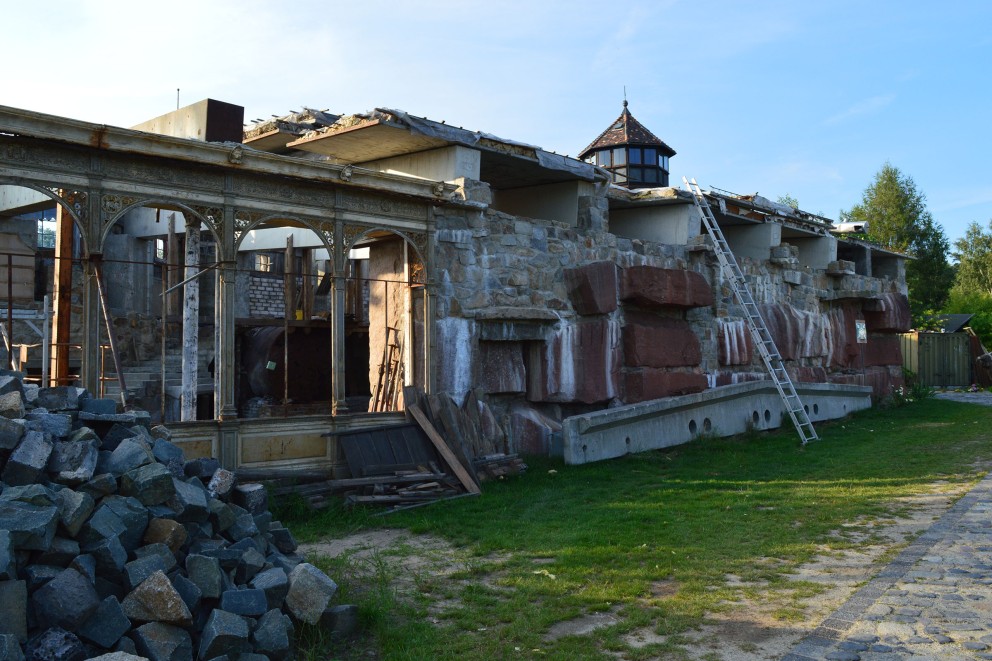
[3,0,990,248]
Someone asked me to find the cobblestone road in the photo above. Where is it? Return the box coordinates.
[784,392,992,660]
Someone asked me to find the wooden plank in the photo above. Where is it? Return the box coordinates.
[408,404,480,494]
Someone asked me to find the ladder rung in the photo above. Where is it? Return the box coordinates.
[683,175,816,444]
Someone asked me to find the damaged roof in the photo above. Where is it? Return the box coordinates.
[579,101,676,159]
[248,107,604,188]
[243,108,340,153]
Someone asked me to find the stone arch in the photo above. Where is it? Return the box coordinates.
[98,198,224,260]
[0,179,90,255]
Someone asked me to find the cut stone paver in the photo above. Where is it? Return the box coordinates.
[784,470,992,660]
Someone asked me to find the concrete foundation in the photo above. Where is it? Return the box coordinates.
[561,381,871,464]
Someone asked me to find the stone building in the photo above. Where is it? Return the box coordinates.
[0,99,909,470]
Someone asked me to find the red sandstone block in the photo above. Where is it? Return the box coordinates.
[620,266,714,309]
[829,366,902,398]
[563,261,618,316]
[527,318,620,404]
[863,293,911,333]
[477,341,526,394]
[795,366,828,383]
[827,302,863,369]
[622,314,701,368]
[864,334,903,367]
[622,369,707,404]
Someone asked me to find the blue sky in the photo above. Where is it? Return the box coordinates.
[3,0,990,248]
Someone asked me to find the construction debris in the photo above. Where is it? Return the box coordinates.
[253,387,526,513]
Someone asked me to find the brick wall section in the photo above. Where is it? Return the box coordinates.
[248,273,285,318]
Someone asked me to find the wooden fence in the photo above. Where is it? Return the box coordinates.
[900,332,973,388]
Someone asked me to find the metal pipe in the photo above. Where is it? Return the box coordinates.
[161,262,219,296]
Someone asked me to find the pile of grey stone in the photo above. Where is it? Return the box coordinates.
[0,372,352,661]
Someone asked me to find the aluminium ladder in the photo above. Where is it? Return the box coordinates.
[683,177,819,444]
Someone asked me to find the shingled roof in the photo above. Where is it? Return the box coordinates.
[579,101,676,160]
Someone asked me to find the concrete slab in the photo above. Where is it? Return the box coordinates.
[561,381,871,464]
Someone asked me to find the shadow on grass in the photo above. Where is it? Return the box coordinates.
[284,398,992,660]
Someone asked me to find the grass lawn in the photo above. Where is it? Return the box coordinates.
[279,398,992,660]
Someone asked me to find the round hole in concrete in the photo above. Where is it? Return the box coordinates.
[752,411,759,424]
[804,405,809,415]
[625,436,631,445]
[764,409,771,422]
[688,419,698,435]
[703,418,712,433]
[813,403,819,415]
[582,444,587,452]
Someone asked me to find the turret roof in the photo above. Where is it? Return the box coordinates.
[579,101,675,159]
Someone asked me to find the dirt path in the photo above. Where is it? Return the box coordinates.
[300,480,973,660]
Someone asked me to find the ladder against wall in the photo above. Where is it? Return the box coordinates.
[683,177,818,444]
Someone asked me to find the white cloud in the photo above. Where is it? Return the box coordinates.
[823,94,895,126]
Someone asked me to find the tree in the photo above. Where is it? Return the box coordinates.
[847,163,954,318]
[944,289,992,347]
[952,220,992,295]
[777,193,798,209]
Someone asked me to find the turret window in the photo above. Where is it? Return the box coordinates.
[579,103,676,190]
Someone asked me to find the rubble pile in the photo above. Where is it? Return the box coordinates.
[0,373,352,661]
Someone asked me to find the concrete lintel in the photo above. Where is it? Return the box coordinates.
[561,381,872,465]
[0,104,455,202]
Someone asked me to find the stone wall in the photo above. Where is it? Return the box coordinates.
[431,198,909,455]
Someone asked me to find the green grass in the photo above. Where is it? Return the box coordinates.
[280,398,992,660]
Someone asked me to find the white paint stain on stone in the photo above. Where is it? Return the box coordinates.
[436,317,474,405]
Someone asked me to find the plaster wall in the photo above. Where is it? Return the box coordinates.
[361,145,481,183]
[492,180,592,226]
[722,223,781,262]
[118,208,187,237]
[0,185,50,215]
[873,254,903,281]
[609,203,700,244]
[791,234,836,270]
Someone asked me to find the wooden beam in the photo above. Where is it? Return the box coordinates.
[408,404,480,494]
[284,234,295,320]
